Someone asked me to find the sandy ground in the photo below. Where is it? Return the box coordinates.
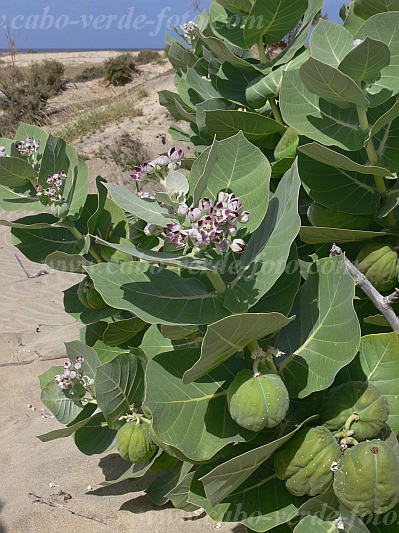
[0,50,156,67]
[0,53,244,533]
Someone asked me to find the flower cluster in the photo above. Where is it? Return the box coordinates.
[164,192,249,254]
[131,147,184,183]
[36,171,67,203]
[181,21,199,43]
[0,146,6,157]
[55,355,93,395]
[15,137,40,157]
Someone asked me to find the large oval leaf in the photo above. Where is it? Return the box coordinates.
[86,262,230,325]
[224,161,301,313]
[279,255,361,398]
[144,349,253,462]
[184,312,294,383]
[309,20,354,67]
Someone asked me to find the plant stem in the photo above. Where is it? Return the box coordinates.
[268,98,284,126]
[257,36,267,64]
[357,105,396,227]
[331,244,399,333]
[206,271,227,293]
[68,226,104,263]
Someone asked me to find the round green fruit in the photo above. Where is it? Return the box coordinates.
[275,426,341,497]
[333,440,399,516]
[227,370,290,432]
[319,382,389,441]
[307,202,373,230]
[357,243,398,292]
[77,278,108,310]
[116,422,158,463]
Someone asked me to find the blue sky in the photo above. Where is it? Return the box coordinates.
[0,0,343,50]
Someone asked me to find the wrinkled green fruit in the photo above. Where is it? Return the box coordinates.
[116,422,158,463]
[77,278,108,310]
[308,202,373,230]
[227,370,289,432]
[150,451,180,472]
[50,201,69,220]
[333,440,399,516]
[357,243,398,292]
[275,426,341,497]
[319,381,389,441]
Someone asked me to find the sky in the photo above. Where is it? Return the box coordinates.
[0,0,343,50]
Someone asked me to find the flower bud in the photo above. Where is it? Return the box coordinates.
[188,207,202,222]
[168,147,184,162]
[231,239,246,253]
[198,198,213,214]
[239,211,250,224]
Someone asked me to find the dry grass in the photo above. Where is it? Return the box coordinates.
[50,90,147,142]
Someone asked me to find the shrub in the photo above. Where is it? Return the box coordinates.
[136,49,161,65]
[74,66,105,82]
[104,53,138,86]
[3,1,399,531]
[31,59,65,95]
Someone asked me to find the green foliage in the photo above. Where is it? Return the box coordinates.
[104,53,138,86]
[74,66,105,82]
[4,2,399,530]
[136,49,161,65]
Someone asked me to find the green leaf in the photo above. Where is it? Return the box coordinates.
[144,349,253,462]
[200,35,256,70]
[300,227,388,244]
[102,317,146,347]
[298,153,379,215]
[274,128,299,160]
[205,110,285,147]
[168,42,197,72]
[161,325,199,341]
[99,450,161,486]
[196,98,232,140]
[186,68,221,101]
[46,252,94,274]
[244,0,308,46]
[158,90,195,121]
[37,406,98,442]
[65,341,101,384]
[309,20,354,67]
[216,63,260,106]
[300,58,369,109]
[190,462,305,532]
[210,3,247,48]
[0,156,37,187]
[293,516,339,533]
[371,100,399,137]
[0,182,42,212]
[357,333,399,434]
[38,134,69,186]
[279,255,361,398]
[146,462,193,507]
[11,216,84,263]
[198,416,317,506]
[95,352,145,428]
[95,237,216,272]
[73,414,116,455]
[214,0,253,14]
[357,12,399,95]
[40,381,85,425]
[39,366,63,389]
[87,262,230,326]
[183,313,294,383]
[224,161,301,313]
[339,37,391,84]
[354,0,399,19]
[189,132,271,233]
[93,340,129,363]
[298,143,394,177]
[104,183,173,226]
[249,245,301,316]
[140,325,196,361]
[280,69,365,151]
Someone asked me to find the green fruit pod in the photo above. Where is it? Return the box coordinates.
[77,277,108,310]
[307,202,373,230]
[356,243,398,292]
[275,427,341,497]
[319,381,389,441]
[333,440,399,516]
[115,422,158,463]
[227,369,290,432]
